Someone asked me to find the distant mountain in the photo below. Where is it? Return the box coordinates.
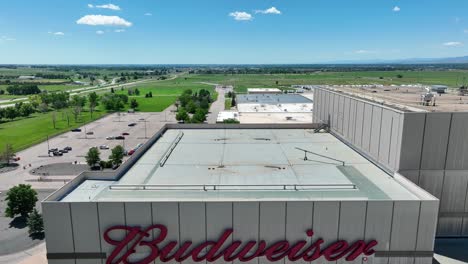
[325,55,468,65]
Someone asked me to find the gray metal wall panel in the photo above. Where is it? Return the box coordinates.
[399,170,420,185]
[389,112,402,170]
[440,171,468,213]
[420,113,451,170]
[48,260,75,264]
[337,95,345,134]
[333,94,339,129]
[390,201,420,251]
[370,106,383,158]
[313,201,339,264]
[285,202,313,264]
[97,203,125,261]
[206,202,233,264]
[233,202,259,264]
[70,203,101,255]
[437,217,462,237]
[343,97,351,138]
[179,202,206,264]
[418,170,444,198]
[399,114,425,170]
[76,260,100,264]
[362,104,373,153]
[354,101,365,148]
[446,113,468,170]
[349,99,357,144]
[365,202,393,251]
[259,202,286,264]
[313,89,320,122]
[379,109,393,166]
[416,200,439,251]
[43,202,74,254]
[152,202,180,264]
[338,202,366,264]
[125,202,153,262]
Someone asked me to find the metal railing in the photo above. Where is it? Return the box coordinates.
[108,184,357,191]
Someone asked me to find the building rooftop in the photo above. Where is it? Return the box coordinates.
[237,94,313,104]
[247,88,282,93]
[61,128,424,202]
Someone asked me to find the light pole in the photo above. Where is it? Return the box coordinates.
[46,135,50,155]
[144,119,147,139]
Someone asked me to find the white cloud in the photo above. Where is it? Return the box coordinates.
[96,4,121,11]
[88,3,121,11]
[0,36,15,42]
[229,11,253,21]
[114,29,125,33]
[76,15,132,27]
[50,31,65,36]
[393,6,401,12]
[354,50,376,54]
[144,13,152,16]
[96,30,105,35]
[255,7,281,15]
[443,41,463,47]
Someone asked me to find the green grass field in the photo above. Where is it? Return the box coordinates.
[0,108,106,152]
[181,71,468,92]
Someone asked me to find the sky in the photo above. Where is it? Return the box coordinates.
[1,0,468,64]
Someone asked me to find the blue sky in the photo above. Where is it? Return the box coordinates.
[1,0,468,64]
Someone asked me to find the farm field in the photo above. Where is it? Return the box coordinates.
[183,71,468,92]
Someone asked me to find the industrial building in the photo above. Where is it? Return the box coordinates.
[42,124,438,264]
[313,86,468,237]
[247,88,282,94]
[217,94,314,124]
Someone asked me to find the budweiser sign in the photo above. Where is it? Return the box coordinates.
[104,224,378,264]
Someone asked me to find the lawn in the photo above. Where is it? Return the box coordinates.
[128,96,179,112]
[225,98,232,110]
[0,108,106,152]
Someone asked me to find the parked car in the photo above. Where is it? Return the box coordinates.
[115,136,125,140]
[64,146,72,151]
[127,149,135,155]
[71,128,82,132]
[11,156,21,162]
[48,148,58,153]
[59,149,68,154]
[99,145,109,150]
[53,151,63,156]
[86,131,94,135]
[106,136,115,140]
[128,123,137,127]
[122,132,130,136]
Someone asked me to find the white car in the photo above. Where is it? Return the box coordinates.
[99,145,109,150]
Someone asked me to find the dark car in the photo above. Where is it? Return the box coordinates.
[86,131,94,135]
[115,136,125,140]
[53,151,63,156]
[59,149,68,154]
[64,146,72,151]
[71,128,82,132]
[48,148,58,153]
[128,123,137,127]
[122,132,130,136]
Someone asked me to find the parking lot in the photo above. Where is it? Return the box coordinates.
[0,106,177,192]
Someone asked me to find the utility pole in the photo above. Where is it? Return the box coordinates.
[144,120,147,139]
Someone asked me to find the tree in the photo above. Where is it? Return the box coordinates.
[223,118,240,124]
[4,107,18,120]
[27,208,44,235]
[130,99,139,109]
[135,88,140,96]
[397,74,403,79]
[109,145,125,165]
[1,144,15,165]
[187,101,197,114]
[191,108,208,123]
[88,92,99,118]
[111,87,115,93]
[19,103,34,117]
[71,95,86,122]
[85,147,101,167]
[231,95,237,107]
[176,108,189,123]
[5,184,38,218]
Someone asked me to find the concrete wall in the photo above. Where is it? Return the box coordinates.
[43,200,437,264]
[314,88,468,237]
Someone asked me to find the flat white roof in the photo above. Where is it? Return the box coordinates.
[61,128,423,202]
[248,88,282,93]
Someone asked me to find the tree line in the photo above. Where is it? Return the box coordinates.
[175,89,212,123]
